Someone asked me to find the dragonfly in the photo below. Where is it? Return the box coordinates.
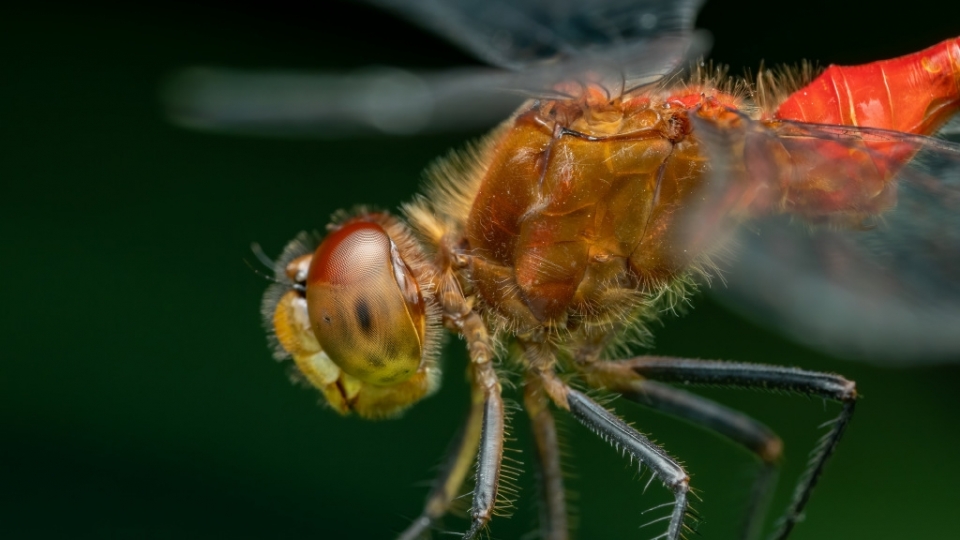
[166,1,960,539]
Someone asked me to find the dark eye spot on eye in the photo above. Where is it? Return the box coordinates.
[355,299,373,333]
[367,355,385,368]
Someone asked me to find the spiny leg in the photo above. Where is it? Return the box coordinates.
[443,309,504,540]
[583,361,782,540]
[626,381,779,540]
[533,369,691,540]
[523,372,569,540]
[463,361,505,540]
[396,386,485,540]
[623,357,857,540]
[568,390,691,540]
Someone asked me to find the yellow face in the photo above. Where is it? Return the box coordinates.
[263,216,441,419]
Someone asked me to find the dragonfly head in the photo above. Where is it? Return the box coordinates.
[263,211,442,419]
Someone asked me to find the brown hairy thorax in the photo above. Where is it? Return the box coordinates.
[405,93,695,354]
[406,62,822,340]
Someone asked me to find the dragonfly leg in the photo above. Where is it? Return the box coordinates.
[600,357,857,540]
[568,389,690,540]
[582,362,781,540]
[445,310,504,540]
[533,368,691,540]
[523,372,569,540]
[462,361,505,540]
[396,385,485,540]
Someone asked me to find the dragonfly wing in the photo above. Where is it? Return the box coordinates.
[365,0,706,70]
[685,115,960,362]
[940,115,960,137]
[163,66,526,137]
[164,0,709,137]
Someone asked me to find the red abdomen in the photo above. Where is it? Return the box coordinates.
[775,37,960,136]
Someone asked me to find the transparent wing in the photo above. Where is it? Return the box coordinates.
[682,113,960,362]
[163,66,526,137]
[366,0,705,70]
[940,115,960,137]
[164,0,708,137]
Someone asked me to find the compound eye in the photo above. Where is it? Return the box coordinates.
[306,220,427,385]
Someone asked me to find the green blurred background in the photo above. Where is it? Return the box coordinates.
[4,1,960,538]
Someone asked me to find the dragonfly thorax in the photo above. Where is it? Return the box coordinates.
[456,94,722,331]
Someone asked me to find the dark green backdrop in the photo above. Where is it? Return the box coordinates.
[4,1,960,538]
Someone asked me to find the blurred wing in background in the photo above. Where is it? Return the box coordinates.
[681,113,960,362]
[364,0,706,71]
[163,66,524,137]
[163,0,708,137]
